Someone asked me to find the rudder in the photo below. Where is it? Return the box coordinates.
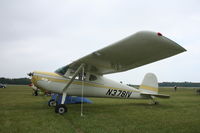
[139,73,158,94]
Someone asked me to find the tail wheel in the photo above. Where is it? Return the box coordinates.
[55,104,67,114]
[154,101,159,105]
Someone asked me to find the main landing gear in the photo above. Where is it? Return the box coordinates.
[48,98,67,114]
[53,63,85,115]
[55,104,67,114]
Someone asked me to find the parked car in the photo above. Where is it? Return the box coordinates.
[0,83,6,88]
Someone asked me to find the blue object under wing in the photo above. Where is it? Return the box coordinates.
[50,93,93,104]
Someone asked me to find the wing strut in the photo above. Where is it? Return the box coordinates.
[55,63,85,114]
[62,64,85,95]
[81,66,84,117]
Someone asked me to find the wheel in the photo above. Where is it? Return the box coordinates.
[154,101,159,105]
[48,99,57,107]
[55,104,67,114]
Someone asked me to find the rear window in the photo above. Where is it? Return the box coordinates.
[89,75,97,81]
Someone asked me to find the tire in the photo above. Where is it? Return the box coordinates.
[48,99,57,107]
[55,104,67,114]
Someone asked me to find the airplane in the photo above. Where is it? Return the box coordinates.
[28,31,186,114]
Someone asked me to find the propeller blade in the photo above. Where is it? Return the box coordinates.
[27,72,33,76]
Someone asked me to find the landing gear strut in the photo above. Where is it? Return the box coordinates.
[55,63,85,115]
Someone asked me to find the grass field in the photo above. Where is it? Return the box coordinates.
[0,85,200,133]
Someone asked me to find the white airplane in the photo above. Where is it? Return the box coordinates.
[29,31,186,114]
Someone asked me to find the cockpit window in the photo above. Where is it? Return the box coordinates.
[55,65,88,81]
[55,65,69,75]
[89,74,97,81]
[75,73,86,81]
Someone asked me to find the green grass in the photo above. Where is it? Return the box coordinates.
[0,86,200,133]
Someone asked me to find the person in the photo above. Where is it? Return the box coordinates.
[32,88,38,96]
[174,86,177,92]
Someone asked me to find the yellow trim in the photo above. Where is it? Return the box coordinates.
[33,71,139,92]
[34,71,61,77]
[37,76,66,83]
[139,85,158,92]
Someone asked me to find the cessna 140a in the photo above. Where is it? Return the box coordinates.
[29,31,186,114]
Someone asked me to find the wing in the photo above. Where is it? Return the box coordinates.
[55,31,186,76]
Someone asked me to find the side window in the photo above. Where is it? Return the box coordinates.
[70,72,86,80]
[89,74,97,81]
[78,73,86,81]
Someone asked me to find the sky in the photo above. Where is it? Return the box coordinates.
[0,0,200,84]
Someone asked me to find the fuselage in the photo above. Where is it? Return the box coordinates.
[31,71,148,99]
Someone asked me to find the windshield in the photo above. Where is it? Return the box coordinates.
[55,65,69,75]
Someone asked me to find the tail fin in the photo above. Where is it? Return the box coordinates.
[139,73,158,94]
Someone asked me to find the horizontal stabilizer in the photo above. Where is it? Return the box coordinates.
[141,93,170,99]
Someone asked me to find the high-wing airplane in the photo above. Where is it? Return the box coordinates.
[29,31,186,114]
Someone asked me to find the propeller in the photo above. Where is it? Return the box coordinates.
[27,72,33,77]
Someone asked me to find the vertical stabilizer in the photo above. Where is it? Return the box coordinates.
[139,73,158,94]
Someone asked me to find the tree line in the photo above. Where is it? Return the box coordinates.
[0,77,31,85]
[128,82,200,88]
[159,82,200,87]
[1,77,200,87]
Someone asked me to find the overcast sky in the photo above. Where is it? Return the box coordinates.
[0,0,199,84]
